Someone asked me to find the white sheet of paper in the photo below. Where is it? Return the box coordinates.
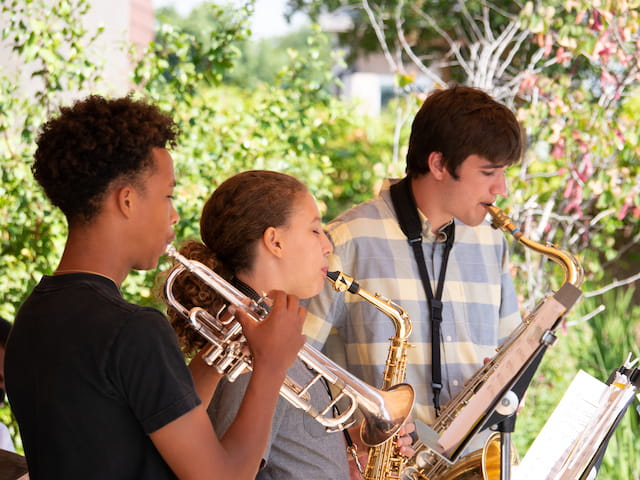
[512,370,607,480]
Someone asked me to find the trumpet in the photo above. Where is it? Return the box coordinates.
[163,244,415,446]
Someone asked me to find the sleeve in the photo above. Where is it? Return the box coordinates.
[108,309,201,434]
[207,375,245,437]
[498,237,523,341]
[208,371,287,467]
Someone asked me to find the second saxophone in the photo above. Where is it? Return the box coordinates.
[326,271,415,479]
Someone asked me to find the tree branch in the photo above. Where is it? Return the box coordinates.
[585,271,640,298]
[361,0,398,72]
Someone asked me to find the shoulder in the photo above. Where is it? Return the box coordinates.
[113,307,180,358]
[326,183,399,248]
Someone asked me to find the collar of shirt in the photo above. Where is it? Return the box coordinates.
[379,177,453,244]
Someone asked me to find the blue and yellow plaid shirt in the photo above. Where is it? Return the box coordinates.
[304,179,522,425]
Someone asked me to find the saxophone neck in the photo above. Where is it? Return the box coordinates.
[327,271,412,340]
[485,205,584,288]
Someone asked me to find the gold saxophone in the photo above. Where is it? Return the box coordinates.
[326,271,414,478]
[399,205,584,480]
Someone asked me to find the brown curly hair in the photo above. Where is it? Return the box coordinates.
[32,94,178,225]
[166,170,308,355]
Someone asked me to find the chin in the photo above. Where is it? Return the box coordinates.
[296,281,325,300]
[460,213,486,226]
[134,257,160,272]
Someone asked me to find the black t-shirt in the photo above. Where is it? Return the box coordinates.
[5,273,200,479]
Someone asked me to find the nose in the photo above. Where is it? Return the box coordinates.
[170,203,179,226]
[321,230,333,255]
[491,170,508,197]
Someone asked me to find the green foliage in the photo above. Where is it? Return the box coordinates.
[134,2,251,106]
[129,24,393,305]
[227,27,335,89]
[155,1,336,89]
[1,0,111,452]
[1,0,103,112]
[504,1,640,302]
[0,0,104,320]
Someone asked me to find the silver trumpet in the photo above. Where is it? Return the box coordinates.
[163,244,414,446]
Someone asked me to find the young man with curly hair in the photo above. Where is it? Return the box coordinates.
[5,95,306,480]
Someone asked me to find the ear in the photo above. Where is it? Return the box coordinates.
[262,226,284,258]
[115,186,135,218]
[427,152,447,180]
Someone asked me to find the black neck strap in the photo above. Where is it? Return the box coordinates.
[390,177,455,416]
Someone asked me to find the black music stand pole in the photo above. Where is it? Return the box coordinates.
[492,391,520,480]
[498,412,518,480]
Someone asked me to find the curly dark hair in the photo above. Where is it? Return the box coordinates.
[406,85,523,179]
[166,170,308,355]
[32,94,179,224]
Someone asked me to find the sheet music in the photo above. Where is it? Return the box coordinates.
[512,370,607,480]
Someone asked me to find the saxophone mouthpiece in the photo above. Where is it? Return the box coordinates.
[326,271,340,282]
[327,271,360,294]
[485,204,522,239]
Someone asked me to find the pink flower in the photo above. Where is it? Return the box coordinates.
[591,9,603,31]
[617,203,629,220]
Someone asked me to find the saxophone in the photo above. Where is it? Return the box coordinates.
[326,271,414,477]
[399,205,584,480]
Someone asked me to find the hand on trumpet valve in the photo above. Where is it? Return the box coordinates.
[234,290,306,377]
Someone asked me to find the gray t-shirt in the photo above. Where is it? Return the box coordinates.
[208,358,350,479]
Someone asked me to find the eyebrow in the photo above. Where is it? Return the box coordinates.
[481,163,508,169]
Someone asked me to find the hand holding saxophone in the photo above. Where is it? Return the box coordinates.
[395,422,418,458]
[347,421,417,479]
[234,290,305,377]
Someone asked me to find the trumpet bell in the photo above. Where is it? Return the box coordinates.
[360,382,415,447]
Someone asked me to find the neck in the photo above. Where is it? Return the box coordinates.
[56,225,129,287]
[236,244,292,298]
[235,268,278,299]
[410,175,452,233]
